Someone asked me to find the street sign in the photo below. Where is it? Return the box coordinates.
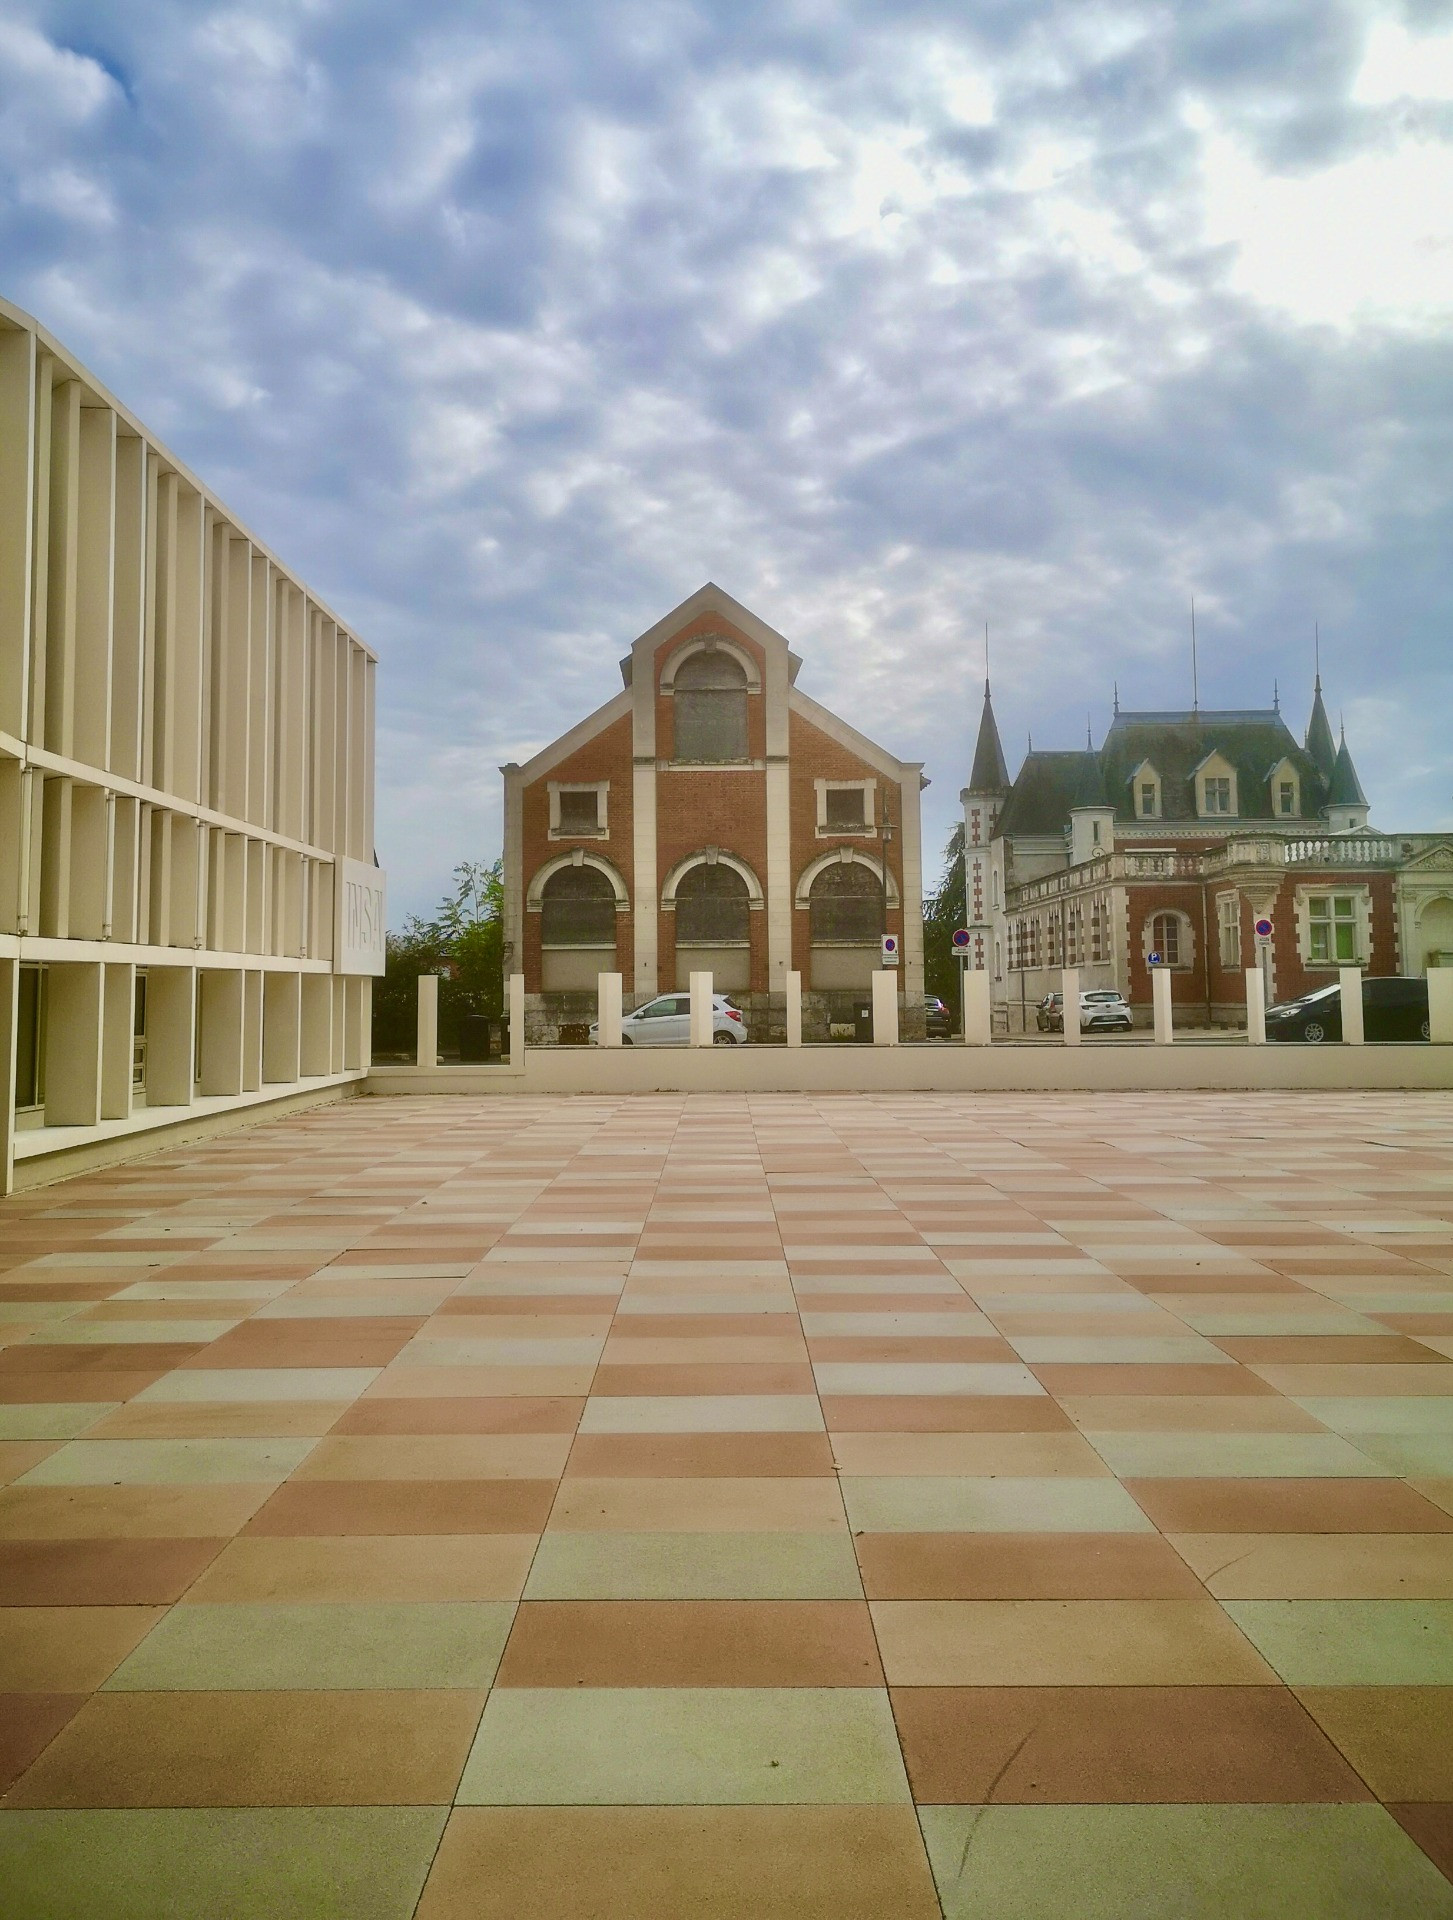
[1254,916,1274,941]
[951,929,971,952]
[1148,951,1162,966]
[881,934,900,967]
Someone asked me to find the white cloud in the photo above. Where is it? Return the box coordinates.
[1353,16,1453,104]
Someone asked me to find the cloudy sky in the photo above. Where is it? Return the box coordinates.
[3,0,1452,916]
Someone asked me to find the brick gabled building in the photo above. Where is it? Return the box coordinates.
[502,584,926,1040]
[966,671,1446,1031]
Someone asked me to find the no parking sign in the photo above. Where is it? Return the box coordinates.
[1254,916,1274,942]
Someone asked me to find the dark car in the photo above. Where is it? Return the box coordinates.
[1266,977,1430,1043]
[1035,993,1064,1033]
[924,996,953,1038]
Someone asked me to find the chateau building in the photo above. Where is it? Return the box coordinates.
[1,297,385,1193]
[964,669,1453,1031]
[502,584,926,1040]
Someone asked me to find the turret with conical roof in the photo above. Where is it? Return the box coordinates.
[968,679,1009,795]
[1305,672,1337,785]
[1326,724,1370,830]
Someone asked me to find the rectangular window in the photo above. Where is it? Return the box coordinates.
[557,789,602,834]
[825,787,867,831]
[1218,896,1240,969]
[1309,894,1358,964]
[14,965,44,1110]
[1140,783,1156,816]
[1279,781,1295,816]
[133,972,148,1093]
[1203,776,1232,814]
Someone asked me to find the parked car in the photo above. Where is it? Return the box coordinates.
[1036,990,1134,1034]
[590,992,748,1046]
[924,996,953,1038]
[1266,977,1430,1043]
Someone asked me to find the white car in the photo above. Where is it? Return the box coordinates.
[1078,989,1133,1032]
[590,992,749,1045]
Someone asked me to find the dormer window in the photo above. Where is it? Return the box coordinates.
[1194,752,1238,819]
[1268,759,1300,820]
[1131,761,1161,819]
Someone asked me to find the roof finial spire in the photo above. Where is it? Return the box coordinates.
[1113,679,1120,715]
[1273,677,1280,713]
[984,622,990,698]
[1191,597,1199,714]
[1027,728,1032,754]
[1315,621,1321,694]
[1086,713,1093,749]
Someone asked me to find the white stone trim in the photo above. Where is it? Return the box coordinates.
[1268,758,1301,820]
[1295,882,1372,970]
[547,780,609,839]
[1193,750,1238,821]
[659,848,765,909]
[525,849,630,912]
[658,633,762,693]
[1142,908,1195,970]
[795,846,900,910]
[1131,760,1162,820]
[513,688,633,783]
[788,688,917,782]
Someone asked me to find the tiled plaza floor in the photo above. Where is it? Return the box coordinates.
[3,1090,1453,1917]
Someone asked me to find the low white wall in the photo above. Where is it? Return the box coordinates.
[365,1042,1453,1098]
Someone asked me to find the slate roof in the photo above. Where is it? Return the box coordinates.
[967,682,1010,793]
[1328,733,1368,807]
[996,707,1338,837]
[1305,682,1337,782]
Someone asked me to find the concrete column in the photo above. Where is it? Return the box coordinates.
[200,968,245,1096]
[148,965,197,1106]
[1429,970,1453,1044]
[597,972,622,1047]
[300,973,332,1076]
[1061,968,1080,1047]
[963,967,991,1046]
[1245,968,1266,1046]
[416,972,439,1070]
[0,960,16,1197]
[101,962,135,1120]
[1153,966,1174,1044]
[785,970,802,1049]
[509,972,525,1068]
[261,970,300,1085]
[1339,967,1364,1045]
[689,970,713,1047]
[871,969,899,1046]
[343,977,364,1070]
[44,963,104,1125]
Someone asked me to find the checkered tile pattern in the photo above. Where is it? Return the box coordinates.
[3,1092,1453,1917]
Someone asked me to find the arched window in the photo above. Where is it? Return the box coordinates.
[675,863,749,945]
[540,865,616,946]
[1149,912,1183,967]
[673,650,749,762]
[810,862,881,943]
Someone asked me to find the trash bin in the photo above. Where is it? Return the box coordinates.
[458,1015,491,1063]
[558,1022,590,1047]
[853,1002,873,1044]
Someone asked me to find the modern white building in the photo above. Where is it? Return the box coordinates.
[0,296,386,1193]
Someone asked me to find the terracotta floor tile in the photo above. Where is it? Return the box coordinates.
[494,1599,883,1686]
[85,1401,345,1439]
[1388,1804,1453,1884]
[1127,1477,1453,1534]
[0,1483,272,1539]
[413,1806,942,1920]
[566,1432,836,1477]
[0,1538,227,1605]
[243,1477,558,1535]
[0,1370,171,1403]
[1030,1363,1276,1397]
[182,1318,422,1369]
[185,1534,537,1603]
[0,1693,85,1794]
[591,1363,817,1395]
[892,1685,1370,1802]
[855,1532,1206,1599]
[1170,1533,1453,1599]
[0,1605,164,1690]
[1213,1336,1453,1364]
[549,1476,844,1532]
[332,1394,584,1434]
[4,1688,485,1805]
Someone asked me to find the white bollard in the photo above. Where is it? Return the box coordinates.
[1245,968,1267,1045]
[689,971,714,1047]
[1429,971,1453,1044]
[1060,968,1080,1046]
[785,971,802,1049]
[1152,966,1174,1044]
[417,973,440,1069]
[871,970,899,1045]
[508,973,525,1070]
[1339,967,1364,1045]
[962,968,992,1046]
[597,972,622,1047]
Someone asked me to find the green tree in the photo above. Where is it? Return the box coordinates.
[372,857,505,1059]
[922,822,966,1014]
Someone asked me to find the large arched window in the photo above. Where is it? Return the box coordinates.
[1148,911,1188,968]
[540,865,616,946]
[675,863,750,945]
[810,862,881,943]
[672,649,749,762]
